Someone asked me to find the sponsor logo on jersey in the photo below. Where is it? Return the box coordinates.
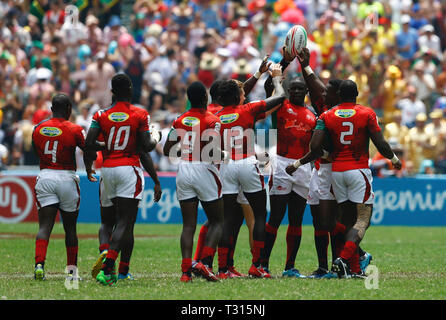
[39,127,62,137]
[219,113,239,124]
[108,112,129,122]
[335,109,356,118]
[181,116,200,127]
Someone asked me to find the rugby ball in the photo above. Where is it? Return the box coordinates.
[284,25,307,56]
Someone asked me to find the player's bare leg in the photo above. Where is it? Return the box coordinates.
[98,206,115,252]
[310,203,329,277]
[180,198,220,282]
[34,205,58,280]
[226,203,246,278]
[199,198,224,280]
[241,203,255,251]
[283,191,306,277]
[244,189,271,278]
[99,197,139,284]
[332,200,371,278]
[261,194,288,272]
[217,194,240,277]
[60,210,80,280]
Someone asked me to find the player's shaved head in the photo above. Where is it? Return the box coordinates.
[339,79,358,102]
[187,81,208,108]
[218,80,240,106]
[326,79,342,107]
[111,73,133,101]
[51,93,72,119]
[210,79,225,103]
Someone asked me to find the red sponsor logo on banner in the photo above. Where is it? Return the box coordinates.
[0,176,39,223]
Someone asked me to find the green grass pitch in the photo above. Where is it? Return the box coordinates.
[0,223,445,300]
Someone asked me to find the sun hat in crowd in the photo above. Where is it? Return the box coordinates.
[199,52,222,71]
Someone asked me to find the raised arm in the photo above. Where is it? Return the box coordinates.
[264,63,286,111]
[264,46,295,98]
[243,55,271,96]
[296,48,327,115]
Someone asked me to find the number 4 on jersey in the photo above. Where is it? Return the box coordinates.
[44,140,58,163]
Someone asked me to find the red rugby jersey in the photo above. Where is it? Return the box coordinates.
[32,118,85,171]
[207,103,223,114]
[216,101,266,160]
[91,101,150,167]
[272,99,316,160]
[170,108,221,162]
[317,103,381,172]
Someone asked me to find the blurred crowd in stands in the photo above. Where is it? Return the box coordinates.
[1,0,446,177]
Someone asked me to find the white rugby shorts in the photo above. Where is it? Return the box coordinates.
[34,169,81,212]
[331,168,374,204]
[100,166,145,202]
[307,163,336,205]
[268,155,311,198]
[176,162,222,202]
[220,156,265,195]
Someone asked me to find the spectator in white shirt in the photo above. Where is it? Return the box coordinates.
[397,86,427,128]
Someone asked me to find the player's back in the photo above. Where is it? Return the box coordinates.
[320,102,381,171]
[173,108,221,162]
[92,101,150,167]
[216,101,266,160]
[32,117,85,171]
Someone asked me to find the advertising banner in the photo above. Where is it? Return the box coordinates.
[1,172,446,226]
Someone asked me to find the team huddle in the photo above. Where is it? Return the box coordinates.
[31,46,401,285]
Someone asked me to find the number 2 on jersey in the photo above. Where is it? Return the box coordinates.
[340,122,354,145]
[107,126,130,151]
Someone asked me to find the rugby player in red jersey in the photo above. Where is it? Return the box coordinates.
[163,81,225,282]
[91,147,162,281]
[259,74,317,278]
[288,80,401,278]
[84,74,160,286]
[193,58,272,279]
[32,93,95,281]
[294,47,373,277]
[216,63,286,278]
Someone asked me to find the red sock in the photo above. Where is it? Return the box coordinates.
[35,239,49,265]
[181,258,192,273]
[285,225,302,269]
[218,247,229,271]
[99,243,109,253]
[66,246,78,266]
[200,246,216,267]
[340,241,357,261]
[118,261,130,274]
[349,251,361,273]
[193,225,208,261]
[330,222,346,259]
[252,241,265,266]
[102,249,118,270]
